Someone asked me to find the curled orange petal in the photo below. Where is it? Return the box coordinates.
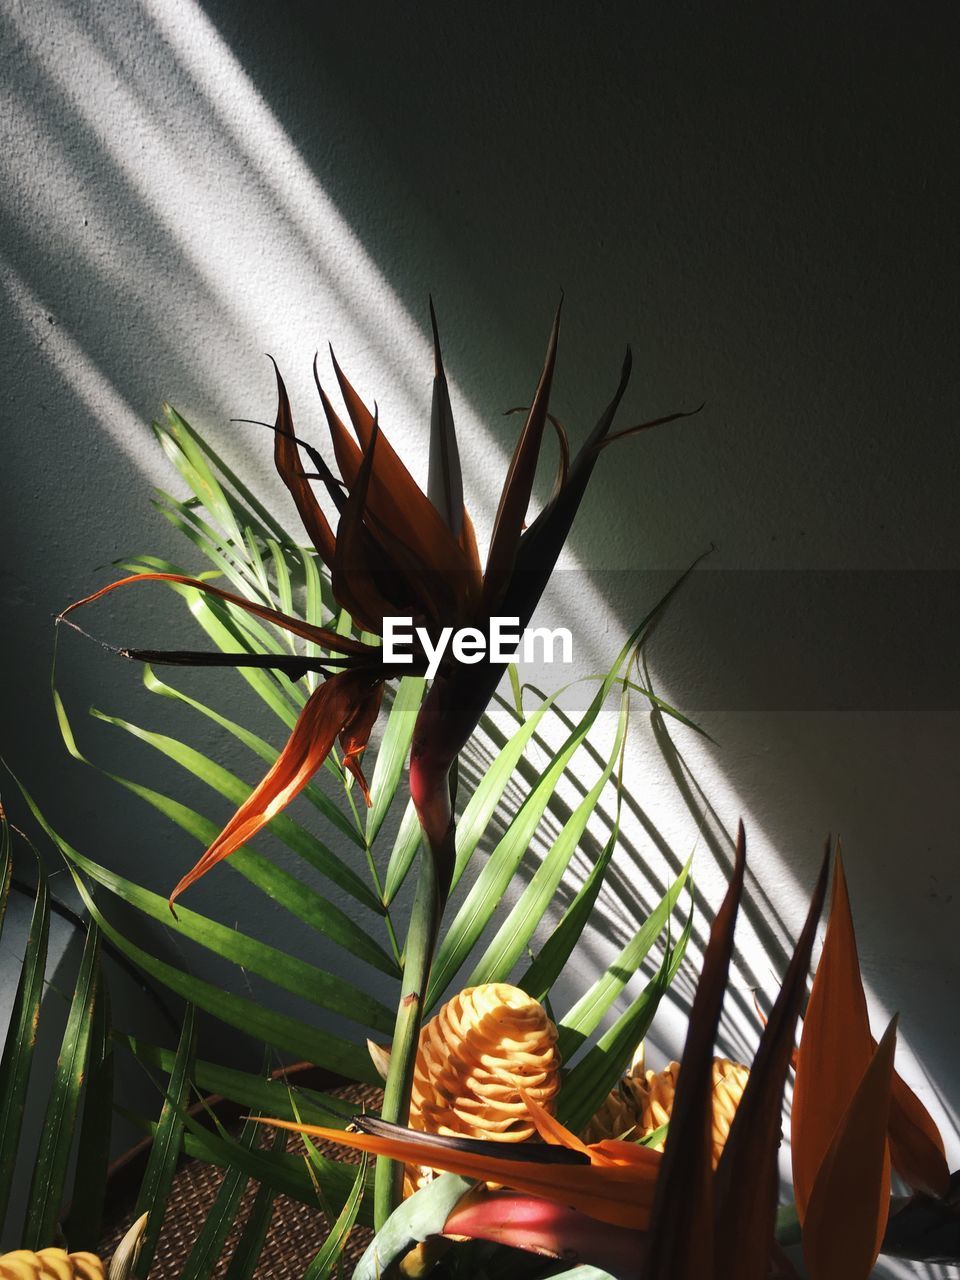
[886,1058,950,1197]
[168,670,382,906]
[59,571,374,657]
[271,361,337,567]
[339,681,384,807]
[519,1089,594,1160]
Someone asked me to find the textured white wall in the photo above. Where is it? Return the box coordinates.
[2,1,958,1264]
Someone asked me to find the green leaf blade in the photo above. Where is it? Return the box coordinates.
[64,842,395,1035]
[303,1157,368,1280]
[558,902,693,1131]
[133,1005,198,1277]
[23,921,102,1249]
[556,861,691,1062]
[0,854,50,1218]
[64,966,114,1250]
[67,867,379,1082]
[466,689,629,988]
[90,705,380,912]
[222,1126,288,1280]
[178,1115,258,1280]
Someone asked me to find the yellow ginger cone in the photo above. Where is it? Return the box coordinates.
[585,1055,750,1168]
[0,1212,148,1280]
[582,1072,651,1144]
[0,1250,104,1280]
[405,983,561,1194]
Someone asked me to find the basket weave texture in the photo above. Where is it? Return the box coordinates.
[98,1084,380,1278]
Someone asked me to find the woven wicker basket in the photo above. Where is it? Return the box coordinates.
[98,1071,380,1278]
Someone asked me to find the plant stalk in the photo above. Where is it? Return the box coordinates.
[373,839,444,1228]
[373,681,468,1227]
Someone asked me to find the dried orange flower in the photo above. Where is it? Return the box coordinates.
[406,983,560,1193]
[585,1055,750,1168]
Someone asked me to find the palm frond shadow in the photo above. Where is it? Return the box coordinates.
[453,666,799,1070]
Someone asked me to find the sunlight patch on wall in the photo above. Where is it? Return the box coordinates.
[2,257,171,488]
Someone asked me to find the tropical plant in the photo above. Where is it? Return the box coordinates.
[5,305,954,1278]
[287,835,956,1279]
[22,306,703,1270]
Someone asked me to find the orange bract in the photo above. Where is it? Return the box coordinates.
[405,984,561,1195]
[802,1018,897,1280]
[261,1114,661,1233]
[166,669,382,908]
[791,852,949,1278]
[792,852,874,1223]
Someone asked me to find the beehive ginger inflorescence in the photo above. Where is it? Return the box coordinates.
[584,1054,750,1167]
[405,983,561,1193]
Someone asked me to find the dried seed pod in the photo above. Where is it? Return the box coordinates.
[0,1249,105,1280]
[107,1214,149,1280]
[585,1055,750,1168]
[406,983,561,1193]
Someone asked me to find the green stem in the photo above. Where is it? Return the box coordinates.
[373,841,443,1228]
[375,679,460,1227]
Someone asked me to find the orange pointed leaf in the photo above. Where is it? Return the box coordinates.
[330,420,395,633]
[325,350,478,606]
[258,1117,660,1231]
[792,849,874,1223]
[802,1017,897,1280]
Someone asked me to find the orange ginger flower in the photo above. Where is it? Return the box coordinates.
[585,1055,750,1170]
[405,983,560,1193]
